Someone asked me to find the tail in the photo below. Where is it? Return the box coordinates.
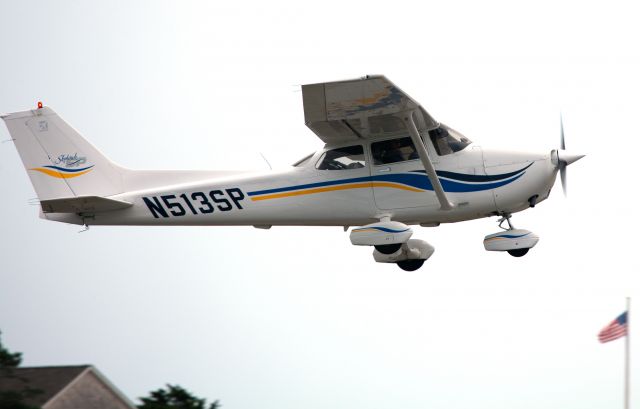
[1,105,125,201]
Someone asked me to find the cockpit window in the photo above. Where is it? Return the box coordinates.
[316,145,366,170]
[428,124,472,156]
[371,137,419,165]
[293,153,314,167]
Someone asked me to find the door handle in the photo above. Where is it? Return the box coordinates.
[378,167,391,172]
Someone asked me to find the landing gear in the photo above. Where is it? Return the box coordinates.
[351,220,435,270]
[397,259,425,271]
[375,243,402,254]
[497,213,515,231]
[483,213,539,257]
[372,239,435,271]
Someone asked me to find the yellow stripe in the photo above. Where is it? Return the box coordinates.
[30,167,93,179]
[371,182,423,192]
[250,182,423,201]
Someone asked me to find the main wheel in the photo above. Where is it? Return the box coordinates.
[397,259,425,271]
[507,248,529,257]
[375,243,402,254]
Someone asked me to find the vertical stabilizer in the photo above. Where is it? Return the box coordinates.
[1,106,124,200]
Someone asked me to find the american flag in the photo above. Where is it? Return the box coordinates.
[598,311,628,343]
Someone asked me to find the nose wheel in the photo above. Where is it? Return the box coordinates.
[499,214,529,258]
[507,248,529,257]
[483,213,539,257]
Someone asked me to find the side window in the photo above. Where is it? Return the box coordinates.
[316,145,366,170]
[371,137,419,165]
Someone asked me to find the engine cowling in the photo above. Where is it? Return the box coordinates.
[483,229,539,252]
[349,221,413,246]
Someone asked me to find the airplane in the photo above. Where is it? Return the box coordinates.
[1,75,584,271]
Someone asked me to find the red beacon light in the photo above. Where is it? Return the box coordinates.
[37,101,43,109]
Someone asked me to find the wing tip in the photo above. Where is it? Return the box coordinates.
[303,74,389,87]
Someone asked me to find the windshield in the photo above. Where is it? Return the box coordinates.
[428,124,472,155]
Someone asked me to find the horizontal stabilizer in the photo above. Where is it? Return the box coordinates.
[40,196,132,213]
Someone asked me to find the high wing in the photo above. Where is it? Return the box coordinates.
[302,75,438,143]
[301,75,453,210]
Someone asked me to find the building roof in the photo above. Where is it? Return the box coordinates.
[0,365,135,408]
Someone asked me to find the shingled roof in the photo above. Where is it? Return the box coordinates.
[0,365,135,408]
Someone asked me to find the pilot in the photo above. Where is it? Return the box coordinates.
[429,127,453,155]
[382,139,405,164]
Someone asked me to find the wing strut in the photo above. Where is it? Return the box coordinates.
[403,111,453,211]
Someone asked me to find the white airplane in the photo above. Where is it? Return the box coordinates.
[1,76,583,271]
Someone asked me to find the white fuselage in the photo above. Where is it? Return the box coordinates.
[44,141,558,228]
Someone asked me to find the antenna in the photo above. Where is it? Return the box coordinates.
[259,152,272,170]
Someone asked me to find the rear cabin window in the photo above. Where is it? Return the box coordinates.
[316,145,366,170]
[293,153,314,167]
[371,137,419,165]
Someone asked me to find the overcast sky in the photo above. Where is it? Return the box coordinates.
[1,1,639,408]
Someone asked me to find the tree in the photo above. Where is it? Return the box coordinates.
[138,384,220,409]
[0,331,40,409]
[0,331,22,368]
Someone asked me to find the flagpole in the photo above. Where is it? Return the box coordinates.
[626,296,631,409]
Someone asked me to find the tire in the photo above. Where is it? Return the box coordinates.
[507,248,529,257]
[397,259,425,271]
[375,243,402,254]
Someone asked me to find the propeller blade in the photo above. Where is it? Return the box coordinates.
[560,115,565,150]
[555,115,583,197]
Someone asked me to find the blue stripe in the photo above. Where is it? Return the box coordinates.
[43,165,94,173]
[353,226,410,233]
[489,233,530,239]
[440,172,525,192]
[419,163,533,183]
[372,172,526,192]
[248,176,371,196]
[248,171,526,196]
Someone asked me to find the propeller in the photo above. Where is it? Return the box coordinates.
[560,116,567,194]
[554,115,584,196]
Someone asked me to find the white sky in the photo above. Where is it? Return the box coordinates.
[0,1,638,408]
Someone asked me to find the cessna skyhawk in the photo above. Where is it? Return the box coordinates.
[1,76,584,270]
